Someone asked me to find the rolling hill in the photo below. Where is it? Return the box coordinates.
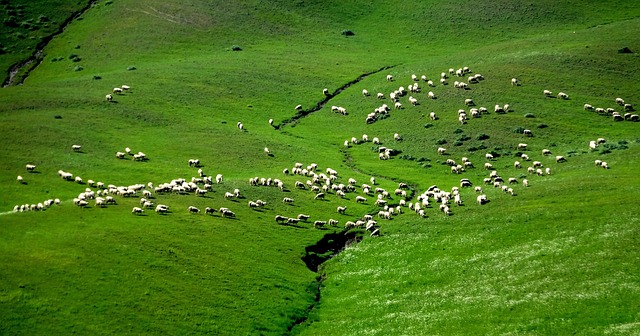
[1,0,639,335]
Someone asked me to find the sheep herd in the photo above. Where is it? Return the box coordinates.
[11,65,632,243]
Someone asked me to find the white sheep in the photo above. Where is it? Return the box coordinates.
[323,88,330,96]
[511,78,518,86]
[188,206,200,213]
[616,97,625,106]
[337,206,347,214]
[556,155,567,163]
[557,92,569,99]
[429,112,437,120]
[25,164,36,172]
[264,147,270,155]
[394,133,401,141]
[377,92,384,99]
[437,147,447,155]
[113,87,123,94]
[386,74,394,81]
[72,145,82,152]
[544,90,552,97]
[216,174,223,184]
[106,94,113,102]
[283,197,294,203]
[132,207,144,214]
[362,89,370,96]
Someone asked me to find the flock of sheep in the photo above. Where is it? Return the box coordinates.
[11,66,631,241]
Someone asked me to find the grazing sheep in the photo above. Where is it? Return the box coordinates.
[106,94,113,102]
[429,112,437,120]
[132,207,144,214]
[355,196,367,203]
[428,91,436,99]
[386,74,394,81]
[437,147,447,155]
[215,174,223,184]
[394,133,401,141]
[72,145,82,152]
[544,90,552,97]
[584,103,594,111]
[511,78,518,86]
[616,98,625,106]
[377,92,384,99]
[555,155,567,163]
[624,104,633,111]
[601,161,609,169]
[237,122,244,130]
[17,175,24,183]
[314,193,325,200]
[557,92,569,99]
[477,194,488,205]
[545,167,551,175]
[337,206,347,214]
[113,87,123,94]
[283,197,294,204]
[25,164,36,172]
[514,161,521,168]
[313,220,327,228]
[323,88,329,96]
[362,89,370,96]
[188,206,200,213]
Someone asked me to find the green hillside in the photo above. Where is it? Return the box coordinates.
[1,0,639,335]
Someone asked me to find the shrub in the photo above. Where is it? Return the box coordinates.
[423,123,433,128]
[341,29,355,36]
[476,133,490,140]
[416,157,430,162]
[231,45,242,51]
[457,135,471,142]
[513,126,525,134]
[92,75,101,80]
[75,44,80,49]
[524,113,535,118]
[73,66,83,71]
[453,128,464,134]
[435,138,447,145]
[454,141,463,147]
[127,66,136,71]
[69,53,78,59]
[72,57,81,62]
[538,123,548,129]
[105,0,113,5]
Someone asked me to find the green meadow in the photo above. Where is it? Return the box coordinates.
[1,0,639,335]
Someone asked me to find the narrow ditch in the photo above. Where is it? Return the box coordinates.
[275,64,397,129]
[2,0,98,87]
[288,229,363,334]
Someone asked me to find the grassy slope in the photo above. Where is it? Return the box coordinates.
[0,0,639,335]
[0,0,90,83]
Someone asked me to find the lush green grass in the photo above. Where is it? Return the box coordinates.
[1,0,639,335]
